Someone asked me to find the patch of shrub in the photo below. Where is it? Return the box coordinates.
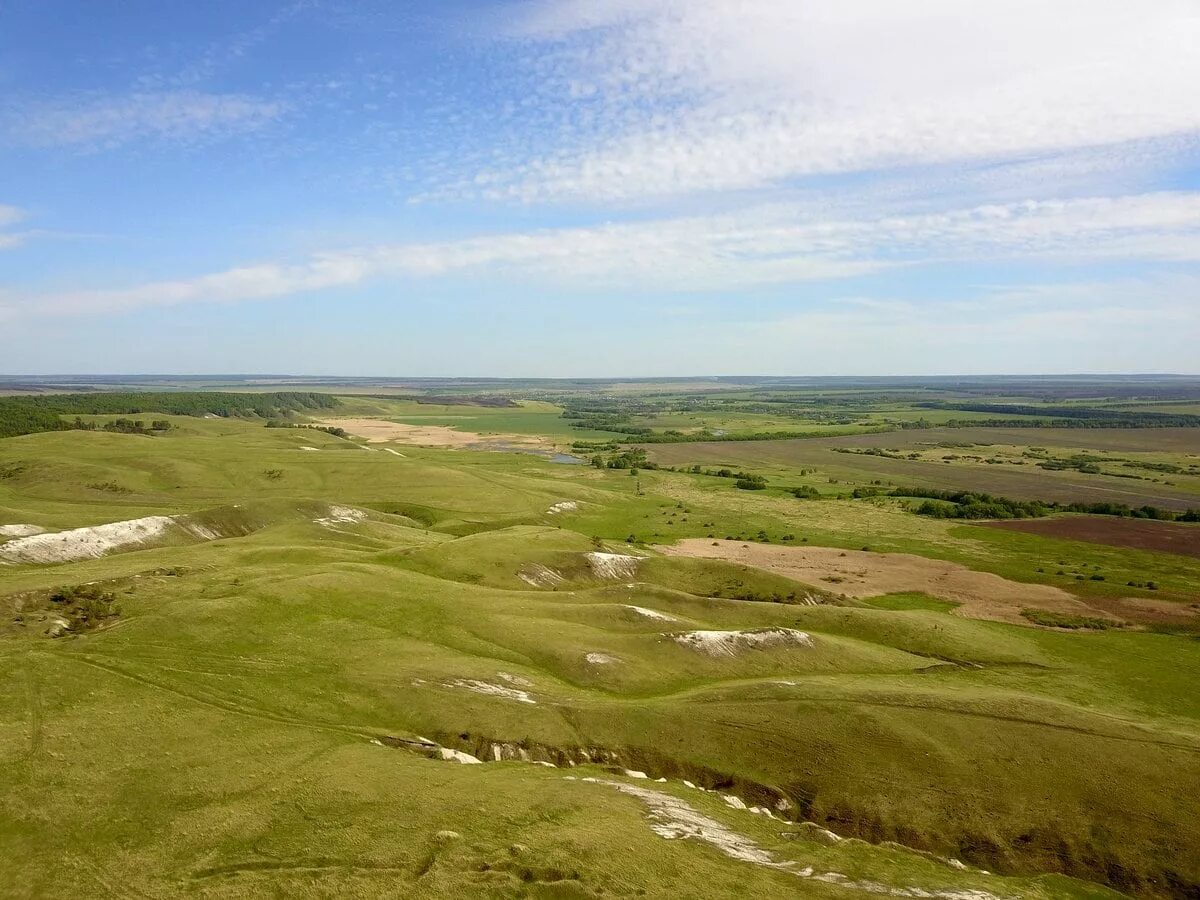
[47,584,122,634]
[1020,609,1119,630]
[735,475,768,490]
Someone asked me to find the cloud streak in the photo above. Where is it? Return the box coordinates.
[452,0,1200,204]
[4,90,285,150]
[0,205,28,250]
[5,189,1200,319]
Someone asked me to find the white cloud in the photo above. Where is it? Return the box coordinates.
[0,205,24,229]
[463,0,1200,203]
[726,276,1200,374]
[5,91,284,149]
[5,188,1200,320]
[0,205,27,250]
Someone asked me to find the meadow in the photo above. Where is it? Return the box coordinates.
[2,377,1199,898]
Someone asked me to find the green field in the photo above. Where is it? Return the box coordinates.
[3,380,1200,897]
[644,428,1200,512]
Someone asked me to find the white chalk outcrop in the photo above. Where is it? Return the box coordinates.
[673,628,814,658]
[0,524,45,539]
[0,515,219,565]
[586,552,640,579]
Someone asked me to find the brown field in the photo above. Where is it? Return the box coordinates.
[644,427,1200,510]
[660,538,1115,625]
[318,417,552,450]
[984,515,1200,559]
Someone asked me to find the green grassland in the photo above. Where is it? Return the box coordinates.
[2,390,1200,897]
[384,400,622,442]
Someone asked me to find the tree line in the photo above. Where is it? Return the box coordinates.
[919,402,1200,428]
[893,487,1200,522]
[0,392,340,438]
[66,417,171,435]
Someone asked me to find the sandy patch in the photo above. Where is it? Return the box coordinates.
[587,552,641,580]
[0,515,216,565]
[674,628,814,657]
[317,417,551,451]
[314,506,368,528]
[449,678,536,704]
[547,501,579,515]
[661,539,1110,626]
[585,652,619,665]
[437,747,483,765]
[579,777,784,868]
[574,778,1003,899]
[496,671,533,687]
[518,564,565,588]
[299,446,321,452]
[0,524,45,538]
[383,448,406,458]
[626,604,678,622]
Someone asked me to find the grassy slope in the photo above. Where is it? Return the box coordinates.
[1,415,1196,897]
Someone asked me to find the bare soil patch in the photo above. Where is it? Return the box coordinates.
[317,417,552,451]
[661,539,1110,625]
[1099,595,1199,625]
[982,516,1200,559]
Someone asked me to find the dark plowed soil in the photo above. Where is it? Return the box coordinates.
[983,515,1200,558]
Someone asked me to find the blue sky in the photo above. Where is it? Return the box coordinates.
[1,0,1198,376]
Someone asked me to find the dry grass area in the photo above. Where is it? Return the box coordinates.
[318,417,551,450]
[661,538,1115,626]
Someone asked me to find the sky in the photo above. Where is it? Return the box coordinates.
[1,0,1199,377]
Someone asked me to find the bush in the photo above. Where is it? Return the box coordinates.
[894,487,1198,522]
[1020,609,1119,630]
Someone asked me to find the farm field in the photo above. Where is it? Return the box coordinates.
[327,397,624,444]
[982,515,1200,559]
[2,378,1200,898]
[644,428,1200,511]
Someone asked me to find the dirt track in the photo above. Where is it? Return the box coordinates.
[660,539,1111,625]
